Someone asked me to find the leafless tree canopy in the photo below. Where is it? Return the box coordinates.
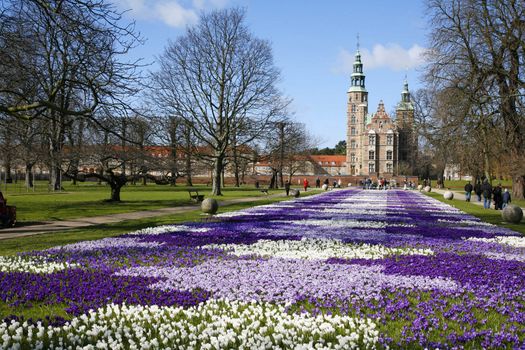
[0,0,143,121]
[424,0,525,198]
[151,8,288,195]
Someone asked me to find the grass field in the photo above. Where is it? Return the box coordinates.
[425,191,525,235]
[1,181,287,223]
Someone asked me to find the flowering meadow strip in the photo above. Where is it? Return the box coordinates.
[117,258,457,303]
[0,256,77,274]
[1,188,525,349]
[0,299,379,350]
[203,238,433,260]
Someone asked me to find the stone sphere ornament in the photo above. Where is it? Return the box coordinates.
[322,184,328,191]
[424,186,432,192]
[201,198,219,214]
[502,204,523,224]
[443,191,454,200]
[418,184,423,191]
[292,189,300,198]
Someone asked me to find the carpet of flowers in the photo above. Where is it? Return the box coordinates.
[1,189,525,349]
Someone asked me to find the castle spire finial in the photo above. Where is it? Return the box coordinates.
[357,33,360,52]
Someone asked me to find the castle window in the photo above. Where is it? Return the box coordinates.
[351,104,356,113]
[369,135,376,145]
[351,115,356,124]
[369,151,375,160]
[350,153,356,162]
[386,163,393,173]
[387,134,393,145]
[386,151,393,160]
[351,127,356,135]
[350,140,356,149]
[369,163,375,173]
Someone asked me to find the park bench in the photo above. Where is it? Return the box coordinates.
[188,188,205,202]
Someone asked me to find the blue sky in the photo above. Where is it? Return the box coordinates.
[115,0,428,148]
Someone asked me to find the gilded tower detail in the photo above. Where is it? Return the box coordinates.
[346,48,416,177]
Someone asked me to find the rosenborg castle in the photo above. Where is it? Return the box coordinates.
[345,48,417,177]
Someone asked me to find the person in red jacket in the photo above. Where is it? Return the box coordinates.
[303,178,309,191]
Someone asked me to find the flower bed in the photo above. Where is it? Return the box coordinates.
[1,189,525,349]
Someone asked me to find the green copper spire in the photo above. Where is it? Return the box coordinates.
[348,36,366,93]
[397,76,414,110]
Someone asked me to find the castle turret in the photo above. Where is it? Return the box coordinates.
[346,45,369,176]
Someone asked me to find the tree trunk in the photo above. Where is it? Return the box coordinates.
[5,160,12,182]
[212,156,223,195]
[25,163,33,188]
[512,175,525,200]
[269,169,278,189]
[185,153,192,186]
[110,184,122,201]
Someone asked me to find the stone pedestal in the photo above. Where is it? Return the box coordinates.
[322,184,328,191]
[424,186,431,192]
[418,184,423,191]
[443,191,454,200]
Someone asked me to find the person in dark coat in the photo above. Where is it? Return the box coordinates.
[284,180,291,196]
[315,177,321,188]
[502,188,511,208]
[481,180,493,209]
[492,183,503,210]
[464,181,473,202]
[474,181,482,202]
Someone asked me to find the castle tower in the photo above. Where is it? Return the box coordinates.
[395,78,416,173]
[346,48,368,176]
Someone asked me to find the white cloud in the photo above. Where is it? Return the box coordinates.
[335,43,427,74]
[155,2,198,27]
[114,0,227,27]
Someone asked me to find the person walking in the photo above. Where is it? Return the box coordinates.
[464,181,473,202]
[284,180,291,196]
[474,180,482,202]
[315,177,321,188]
[502,188,511,208]
[303,178,309,192]
[481,179,493,209]
[493,183,503,210]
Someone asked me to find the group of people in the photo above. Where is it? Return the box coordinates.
[464,180,512,210]
[361,177,393,190]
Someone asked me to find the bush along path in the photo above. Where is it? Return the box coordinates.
[1,188,525,349]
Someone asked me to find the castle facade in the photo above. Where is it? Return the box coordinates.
[345,48,417,177]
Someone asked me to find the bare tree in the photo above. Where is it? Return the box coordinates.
[0,0,143,120]
[425,0,525,198]
[262,121,317,188]
[151,8,288,195]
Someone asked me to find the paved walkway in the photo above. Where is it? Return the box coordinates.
[0,193,287,241]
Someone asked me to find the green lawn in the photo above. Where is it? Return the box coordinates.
[1,181,288,223]
[426,192,525,235]
[441,179,514,190]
